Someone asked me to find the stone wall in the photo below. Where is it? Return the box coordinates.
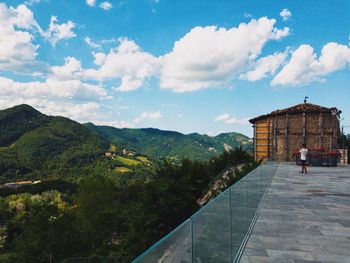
[260,112,340,161]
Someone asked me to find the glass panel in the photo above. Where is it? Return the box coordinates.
[135,219,191,263]
[246,169,260,222]
[129,162,279,263]
[192,190,231,263]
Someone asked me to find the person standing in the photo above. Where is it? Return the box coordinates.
[299,144,308,174]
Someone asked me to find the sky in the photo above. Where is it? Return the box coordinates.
[0,0,350,137]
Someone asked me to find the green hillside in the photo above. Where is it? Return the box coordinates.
[0,105,252,182]
[0,105,107,182]
[85,124,253,160]
[0,104,47,147]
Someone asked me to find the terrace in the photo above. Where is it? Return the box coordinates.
[240,163,350,262]
[134,162,350,263]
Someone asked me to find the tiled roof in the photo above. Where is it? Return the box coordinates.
[249,103,340,123]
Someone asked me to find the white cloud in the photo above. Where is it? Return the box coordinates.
[271,42,350,86]
[0,3,76,73]
[84,36,101,49]
[280,8,292,21]
[215,113,249,125]
[240,51,287,81]
[99,1,113,10]
[215,114,230,122]
[0,97,102,123]
[0,8,292,93]
[86,0,96,7]
[93,120,134,128]
[84,37,119,50]
[43,16,76,46]
[271,27,290,40]
[100,38,118,44]
[319,42,350,72]
[0,99,132,130]
[84,38,159,91]
[40,101,101,122]
[92,52,106,65]
[5,4,40,30]
[0,76,108,101]
[244,13,253,19]
[224,117,249,125]
[206,131,215,137]
[0,4,40,72]
[0,4,118,126]
[159,17,290,92]
[134,111,163,123]
[51,57,83,80]
[118,76,143,92]
[24,0,44,6]
[0,70,113,124]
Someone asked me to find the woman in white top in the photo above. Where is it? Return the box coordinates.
[299,144,308,174]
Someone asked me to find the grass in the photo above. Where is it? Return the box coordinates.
[136,156,151,164]
[0,253,12,262]
[0,146,9,152]
[114,156,142,166]
[114,167,132,173]
[109,144,117,152]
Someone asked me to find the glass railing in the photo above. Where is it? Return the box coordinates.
[132,162,278,263]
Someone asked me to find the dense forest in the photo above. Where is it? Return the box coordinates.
[0,104,258,262]
[0,149,258,262]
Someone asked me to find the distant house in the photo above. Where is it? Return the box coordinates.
[249,102,341,161]
[1,180,42,189]
[4,181,33,189]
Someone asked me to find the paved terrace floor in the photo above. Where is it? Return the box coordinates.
[240,162,350,263]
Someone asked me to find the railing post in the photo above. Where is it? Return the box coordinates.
[190,217,194,263]
[260,165,263,196]
[245,177,248,232]
[229,188,233,263]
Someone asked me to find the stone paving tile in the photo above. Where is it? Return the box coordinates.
[267,249,350,263]
[239,163,350,263]
[240,255,272,263]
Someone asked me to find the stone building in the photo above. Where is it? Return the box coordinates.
[249,103,341,161]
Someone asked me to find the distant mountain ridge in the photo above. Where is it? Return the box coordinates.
[84,123,252,160]
[0,104,252,182]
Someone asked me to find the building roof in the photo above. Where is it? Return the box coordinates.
[249,103,340,123]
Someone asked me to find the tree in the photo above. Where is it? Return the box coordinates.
[76,175,119,252]
[8,201,81,263]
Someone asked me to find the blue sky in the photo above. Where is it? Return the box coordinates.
[0,0,349,136]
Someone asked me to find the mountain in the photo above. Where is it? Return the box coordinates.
[85,124,253,160]
[0,105,107,182]
[0,105,252,182]
[0,104,46,147]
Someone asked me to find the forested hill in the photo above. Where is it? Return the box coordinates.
[0,104,252,182]
[84,123,252,160]
[0,105,107,181]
